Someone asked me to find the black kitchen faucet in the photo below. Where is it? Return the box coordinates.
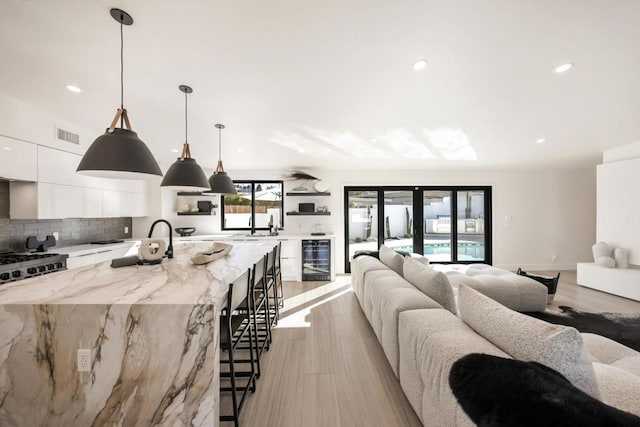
[148,219,174,259]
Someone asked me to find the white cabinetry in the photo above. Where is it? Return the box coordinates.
[66,243,136,270]
[279,238,301,281]
[38,183,102,219]
[9,146,147,219]
[102,178,147,217]
[0,136,37,181]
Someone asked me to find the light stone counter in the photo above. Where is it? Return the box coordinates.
[0,241,274,427]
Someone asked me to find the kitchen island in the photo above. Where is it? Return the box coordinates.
[0,241,274,426]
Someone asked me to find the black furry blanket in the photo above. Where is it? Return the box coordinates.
[525,306,640,351]
[449,353,640,427]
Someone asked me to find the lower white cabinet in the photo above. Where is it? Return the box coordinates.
[279,239,301,281]
[66,244,135,270]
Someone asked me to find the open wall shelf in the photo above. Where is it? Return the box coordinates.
[286,192,331,196]
[286,212,331,216]
[177,212,213,216]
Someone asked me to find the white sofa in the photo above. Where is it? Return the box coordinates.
[351,247,640,425]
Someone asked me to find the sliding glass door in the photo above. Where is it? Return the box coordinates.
[346,189,379,261]
[383,190,413,251]
[456,190,486,261]
[344,186,491,272]
[423,190,453,262]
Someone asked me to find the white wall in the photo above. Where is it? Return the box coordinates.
[314,168,595,273]
[136,166,596,273]
[597,156,640,265]
[0,91,92,154]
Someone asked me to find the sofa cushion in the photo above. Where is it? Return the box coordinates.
[448,273,547,312]
[457,284,600,398]
[582,333,640,378]
[449,353,640,425]
[403,257,456,314]
[465,263,512,277]
[592,362,640,416]
[375,287,441,377]
[398,309,509,426]
[350,255,388,308]
[363,270,411,323]
[379,244,404,276]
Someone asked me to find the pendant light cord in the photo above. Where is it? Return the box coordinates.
[218,126,222,161]
[185,90,188,145]
[120,16,124,128]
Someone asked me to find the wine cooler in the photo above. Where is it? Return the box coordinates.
[302,239,331,281]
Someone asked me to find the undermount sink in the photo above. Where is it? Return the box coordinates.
[236,233,269,238]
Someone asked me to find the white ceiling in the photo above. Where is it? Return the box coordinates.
[1,0,640,171]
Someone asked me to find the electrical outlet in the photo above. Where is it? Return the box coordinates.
[53,232,59,241]
[77,349,91,372]
[124,226,129,234]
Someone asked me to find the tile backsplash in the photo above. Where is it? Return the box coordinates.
[0,217,132,252]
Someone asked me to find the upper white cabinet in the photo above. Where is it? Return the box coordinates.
[0,136,37,181]
[9,147,148,219]
[37,146,102,188]
[37,183,103,219]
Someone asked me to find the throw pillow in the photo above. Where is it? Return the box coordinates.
[403,257,456,314]
[449,353,640,427]
[379,245,404,276]
[457,284,600,398]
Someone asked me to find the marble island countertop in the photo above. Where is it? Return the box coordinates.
[174,232,336,241]
[0,241,273,305]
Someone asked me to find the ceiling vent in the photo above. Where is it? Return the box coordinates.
[56,127,80,145]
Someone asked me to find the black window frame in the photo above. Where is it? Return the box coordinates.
[344,185,492,273]
[221,180,284,231]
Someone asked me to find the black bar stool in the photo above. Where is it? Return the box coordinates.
[265,246,280,327]
[274,241,284,308]
[220,269,256,426]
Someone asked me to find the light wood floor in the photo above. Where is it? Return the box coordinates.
[225,270,640,426]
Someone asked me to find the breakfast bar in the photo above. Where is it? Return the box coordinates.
[0,241,273,426]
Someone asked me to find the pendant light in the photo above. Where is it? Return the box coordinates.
[77,8,162,179]
[206,124,237,194]
[160,85,210,190]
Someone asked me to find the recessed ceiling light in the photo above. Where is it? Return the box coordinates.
[66,84,82,93]
[171,149,179,153]
[371,138,379,143]
[237,149,245,153]
[298,148,305,153]
[412,59,428,71]
[3,147,11,151]
[553,63,573,73]
[536,138,547,144]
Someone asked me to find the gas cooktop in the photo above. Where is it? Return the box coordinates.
[0,252,69,285]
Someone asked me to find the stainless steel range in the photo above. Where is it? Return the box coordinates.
[0,252,69,285]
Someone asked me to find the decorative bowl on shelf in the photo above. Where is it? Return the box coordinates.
[314,180,329,192]
[175,227,196,237]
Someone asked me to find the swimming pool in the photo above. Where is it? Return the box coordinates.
[393,242,484,260]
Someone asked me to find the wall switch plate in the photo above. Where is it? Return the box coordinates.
[77,349,91,372]
[124,226,129,234]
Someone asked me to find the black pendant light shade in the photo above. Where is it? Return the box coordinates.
[207,124,237,195]
[162,158,210,190]
[77,8,162,180]
[209,169,236,194]
[160,85,209,190]
[78,128,162,179]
